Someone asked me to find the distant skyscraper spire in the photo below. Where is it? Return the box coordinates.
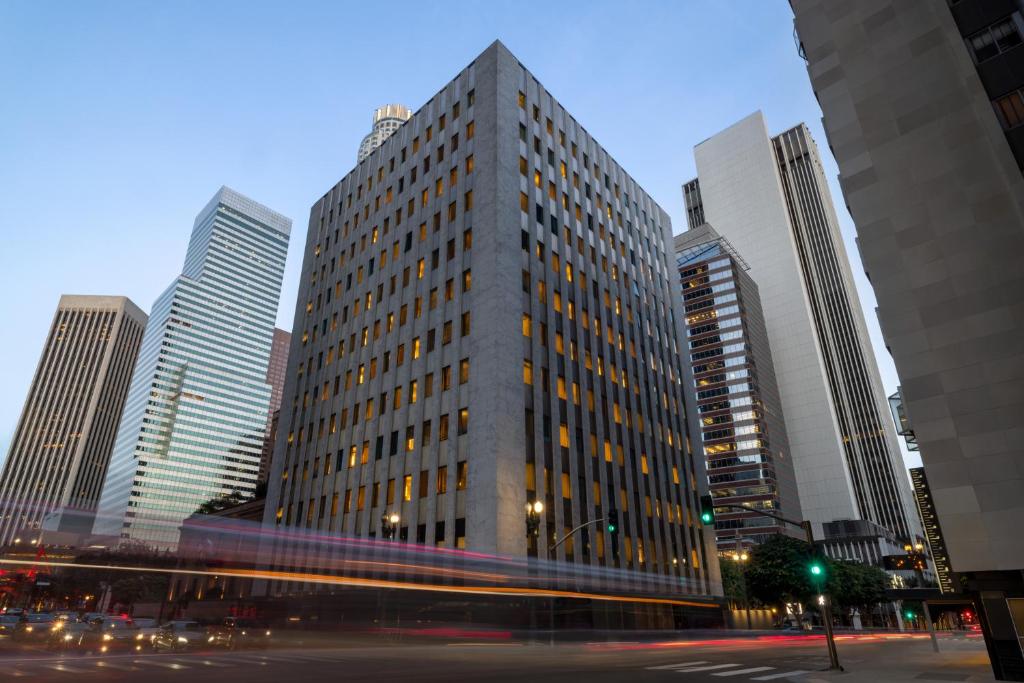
[357,104,411,162]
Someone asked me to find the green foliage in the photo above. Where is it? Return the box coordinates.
[195,489,246,515]
[827,559,887,609]
[744,535,817,607]
[718,557,747,605]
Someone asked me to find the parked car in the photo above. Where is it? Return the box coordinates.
[132,618,162,648]
[207,617,272,649]
[151,621,207,652]
[13,613,56,643]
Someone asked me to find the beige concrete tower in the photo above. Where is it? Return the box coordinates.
[0,295,147,544]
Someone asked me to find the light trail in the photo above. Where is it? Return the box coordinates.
[0,558,718,610]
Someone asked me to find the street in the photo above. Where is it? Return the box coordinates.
[0,632,994,682]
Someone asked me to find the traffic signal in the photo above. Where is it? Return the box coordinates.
[905,610,915,620]
[699,494,715,525]
[809,561,825,579]
[606,508,619,534]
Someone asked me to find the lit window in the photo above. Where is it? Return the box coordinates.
[523,360,533,385]
[403,475,412,501]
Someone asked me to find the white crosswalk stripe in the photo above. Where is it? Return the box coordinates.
[647,661,711,670]
[133,658,190,669]
[713,667,776,677]
[750,671,810,680]
[42,663,92,674]
[674,663,743,673]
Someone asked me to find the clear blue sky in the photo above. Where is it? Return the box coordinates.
[0,1,919,470]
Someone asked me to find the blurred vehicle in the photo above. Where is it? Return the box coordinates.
[88,614,139,651]
[47,621,100,653]
[133,618,161,648]
[52,611,78,623]
[13,613,55,643]
[207,617,272,649]
[0,614,20,637]
[151,621,206,652]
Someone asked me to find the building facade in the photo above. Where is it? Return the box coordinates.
[684,112,920,545]
[264,41,717,597]
[93,187,290,550]
[910,467,954,595]
[0,295,147,545]
[258,328,291,484]
[791,2,1024,676]
[357,104,412,163]
[674,225,802,551]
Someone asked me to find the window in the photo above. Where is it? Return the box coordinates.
[406,425,415,452]
[523,359,533,385]
[456,461,467,490]
[466,121,475,139]
[462,269,472,292]
[517,91,526,108]
[458,407,469,434]
[466,154,474,174]
[522,313,532,336]
[559,423,570,448]
[968,15,1023,63]
[994,90,1024,129]
[403,474,413,501]
[419,470,429,498]
[437,466,448,494]
[459,358,469,384]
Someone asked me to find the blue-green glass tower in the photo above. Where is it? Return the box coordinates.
[94,187,290,549]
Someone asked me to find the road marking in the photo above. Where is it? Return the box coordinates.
[198,659,234,667]
[673,663,742,673]
[42,663,92,674]
[713,667,776,677]
[133,658,189,669]
[647,661,711,670]
[751,671,810,680]
[96,661,137,670]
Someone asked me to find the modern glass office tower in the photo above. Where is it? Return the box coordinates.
[264,41,717,597]
[792,3,1024,675]
[94,187,290,549]
[684,112,921,544]
[258,328,291,484]
[0,295,147,545]
[675,225,802,552]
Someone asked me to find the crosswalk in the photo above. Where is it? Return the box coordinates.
[645,660,811,680]
[2,650,353,678]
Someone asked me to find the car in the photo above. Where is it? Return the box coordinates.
[47,621,100,653]
[207,617,272,650]
[13,613,56,643]
[88,615,140,651]
[151,621,207,652]
[0,614,20,638]
[132,618,162,648]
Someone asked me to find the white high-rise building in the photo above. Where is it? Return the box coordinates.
[94,187,290,549]
[683,111,920,543]
[357,104,412,163]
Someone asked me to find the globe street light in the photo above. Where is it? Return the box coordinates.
[381,512,400,541]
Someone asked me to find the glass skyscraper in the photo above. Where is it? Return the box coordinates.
[94,187,290,549]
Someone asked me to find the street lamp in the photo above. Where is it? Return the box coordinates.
[731,548,752,630]
[526,501,543,538]
[381,512,400,541]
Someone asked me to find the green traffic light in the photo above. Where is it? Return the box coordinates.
[607,523,617,533]
[701,511,713,524]
[905,611,915,620]
[809,563,823,576]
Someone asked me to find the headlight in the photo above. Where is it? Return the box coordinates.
[52,622,64,631]
[265,630,271,636]
[103,634,113,641]
[25,626,33,632]
[241,630,246,635]
[207,636,214,642]
[136,633,144,640]
[177,636,188,644]
[63,634,73,641]
[100,645,108,653]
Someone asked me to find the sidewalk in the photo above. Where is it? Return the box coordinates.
[805,638,995,682]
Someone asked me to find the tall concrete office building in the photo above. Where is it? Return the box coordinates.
[675,225,802,551]
[357,104,412,163]
[94,187,290,549]
[0,295,147,545]
[792,1,1024,677]
[683,112,920,544]
[265,41,717,596]
[258,328,291,485]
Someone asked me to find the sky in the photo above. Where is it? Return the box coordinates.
[0,1,919,470]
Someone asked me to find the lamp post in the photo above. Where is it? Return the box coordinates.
[731,549,752,629]
[381,512,400,541]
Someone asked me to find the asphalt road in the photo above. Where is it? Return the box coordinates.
[0,632,993,682]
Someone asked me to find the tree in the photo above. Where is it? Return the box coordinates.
[195,489,246,515]
[719,557,748,606]
[744,535,817,609]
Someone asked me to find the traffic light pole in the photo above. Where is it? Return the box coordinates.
[549,517,606,553]
[709,503,842,671]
